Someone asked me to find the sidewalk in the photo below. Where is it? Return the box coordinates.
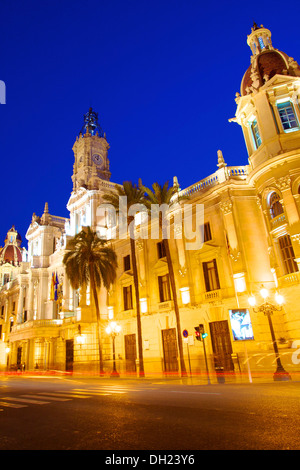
[4,369,298,385]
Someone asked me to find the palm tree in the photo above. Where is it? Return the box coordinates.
[142,181,188,377]
[102,181,146,377]
[63,226,118,375]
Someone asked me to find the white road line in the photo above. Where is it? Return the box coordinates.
[38,392,90,399]
[21,394,72,402]
[88,386,141,391]
[0,401,28,408]
[3,397,50,405]
[72,389,125,395]
[170,391,221,395]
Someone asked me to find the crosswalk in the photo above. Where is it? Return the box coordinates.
[0,385,140,411]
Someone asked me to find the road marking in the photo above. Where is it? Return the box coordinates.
[170,391,221,395]
[0,401,28,408]
[21,394,72,402]
[3,397,50,405]
[72,389,125,395]
[88,386,142,392]
[38,392,90,399]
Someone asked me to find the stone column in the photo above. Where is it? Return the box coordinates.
[17,285,24,323]
[220,199,243,274]
[277,176,300,261]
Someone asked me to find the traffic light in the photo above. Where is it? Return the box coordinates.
[194,326,201,341]
[199,324,208,339]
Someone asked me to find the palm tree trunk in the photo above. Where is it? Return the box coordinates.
[90,265,104,375]
[163,238,187,377]
[129,222,145,377]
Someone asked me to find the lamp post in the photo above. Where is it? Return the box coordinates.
[106,321,121,377]
[248,286,291,381]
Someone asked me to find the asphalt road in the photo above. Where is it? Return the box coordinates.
[0,374,300,451]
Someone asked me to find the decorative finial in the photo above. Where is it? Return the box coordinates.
[217,150,227,168]
[173,176,180,191]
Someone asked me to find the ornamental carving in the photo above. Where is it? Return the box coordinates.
[291,233,300,244]
[220,200,233,215]
[276,176,291,191]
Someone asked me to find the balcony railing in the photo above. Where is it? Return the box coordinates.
[204,289,222,302]
[270,213,286,230]
[278,271,300,288]
[179,165,249,199]
[11,318,63,334]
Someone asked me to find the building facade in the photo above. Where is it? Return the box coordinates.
[1,24,300,378]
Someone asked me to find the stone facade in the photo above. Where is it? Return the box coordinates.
[1,25,300,379]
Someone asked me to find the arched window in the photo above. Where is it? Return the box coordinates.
[269,192,284,219]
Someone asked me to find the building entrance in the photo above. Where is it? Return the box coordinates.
[65,339,74,372]
[162,328,179,373]
[124,334,136,373]
[209,320,234,371]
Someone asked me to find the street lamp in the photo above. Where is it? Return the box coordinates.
[248,286,291,381]
[106,321,121,377]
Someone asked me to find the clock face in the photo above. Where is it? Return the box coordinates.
[92,154,103,166]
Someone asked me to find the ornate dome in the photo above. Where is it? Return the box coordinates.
[240,24,300,96]
[0,244,23,264]
[0,226,23,265]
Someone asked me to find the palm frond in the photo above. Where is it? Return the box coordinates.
[63,226,118,290]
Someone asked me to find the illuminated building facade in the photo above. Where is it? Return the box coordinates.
[1,25,300,378]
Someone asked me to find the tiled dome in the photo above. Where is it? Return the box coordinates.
[241,50,300,96]
[0,244,22,264]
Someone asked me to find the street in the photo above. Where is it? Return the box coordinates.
[0,374,299,451]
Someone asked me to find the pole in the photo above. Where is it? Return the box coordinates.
[266,311,291,381]
[202,333,210,385]
[111,335,119,377]
[187,342,192,376]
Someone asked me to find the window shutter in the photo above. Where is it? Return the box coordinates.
[213,259,220,289]
[203,262,210,291]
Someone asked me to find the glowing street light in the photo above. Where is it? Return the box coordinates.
[248,285,291,381]
[106,321,121,377]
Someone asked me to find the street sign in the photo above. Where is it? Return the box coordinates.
[182,329,188,338]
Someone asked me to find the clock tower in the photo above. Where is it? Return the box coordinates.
[72,108,111,190]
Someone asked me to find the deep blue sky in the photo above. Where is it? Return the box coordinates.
[1,0,300,247]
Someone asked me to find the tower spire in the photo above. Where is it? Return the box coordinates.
[80,107,105,137]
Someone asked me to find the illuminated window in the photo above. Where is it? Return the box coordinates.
[203,259,220,292]
[277,101,299,132]
[278,235,298,274]
[250,119,262,149]
[269,192,284,219]
[258,37,265,50]
[158,274,171,302]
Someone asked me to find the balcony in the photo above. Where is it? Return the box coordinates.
[204,289,222,302]
[278,271,300,288]
[11,319,63,334]
[270,213,287,231]
[158,300,173,311]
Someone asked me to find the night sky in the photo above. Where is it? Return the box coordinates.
[1,0,300,248]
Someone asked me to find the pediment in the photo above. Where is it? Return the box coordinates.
[153,257,168,275]
[25,221,40,238]
[262,73,297,90]
[118,270,133,285]
[195,243,221,262]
